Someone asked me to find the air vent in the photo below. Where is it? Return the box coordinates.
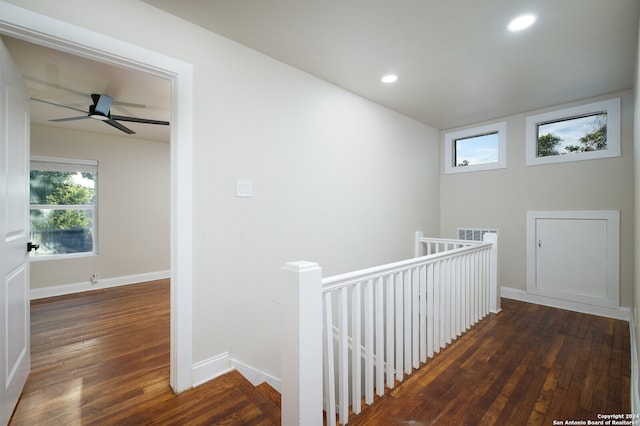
[457,228,498,242]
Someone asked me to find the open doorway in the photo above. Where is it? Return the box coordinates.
[0,3,193,393]
[4,35,172,294]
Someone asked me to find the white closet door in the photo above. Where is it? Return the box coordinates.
[526,211,619,309]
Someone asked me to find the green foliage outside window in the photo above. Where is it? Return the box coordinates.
[30,168,96,255]
[537,113,607,157]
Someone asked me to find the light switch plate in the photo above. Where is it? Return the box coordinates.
[236,179,253,197]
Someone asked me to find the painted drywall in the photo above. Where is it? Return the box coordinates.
[29,124,170,289]
[633,13,640,408]
[440,90,634,307]
[5,0,441,380]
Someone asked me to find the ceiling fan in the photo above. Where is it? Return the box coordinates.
[32,94,169,135]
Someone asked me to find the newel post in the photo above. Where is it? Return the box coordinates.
[483,233,501,313]
[414,231,425,257]
[281,261,323,426]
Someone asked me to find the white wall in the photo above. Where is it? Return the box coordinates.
[632,13,640,411]
[6,0,441,379]
[29,124,170,289]
[193,28,440,376]
[440,90,634,308]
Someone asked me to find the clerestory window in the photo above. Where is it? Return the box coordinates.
[444,121,507,174]
[525,98,620,166]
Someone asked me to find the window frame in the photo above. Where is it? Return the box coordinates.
[525,97,621,166]
[30,155,99,261]
[444,121,507,174]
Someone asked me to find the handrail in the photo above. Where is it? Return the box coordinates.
[322,242,491,292]
[419,237,483,245]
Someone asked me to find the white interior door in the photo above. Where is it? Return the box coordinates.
[526,210,620,309]
[0,37,30,425]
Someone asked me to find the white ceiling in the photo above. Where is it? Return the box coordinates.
[141,0,639,130]
[2,1,638,141]
[2,36,171,143]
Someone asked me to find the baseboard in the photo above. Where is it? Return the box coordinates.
[501,286,630,321]
[192,352,233,387]
[630,308,640,414]
[231,358,282,393]
[30,270,171,300]
[190,352,282,393]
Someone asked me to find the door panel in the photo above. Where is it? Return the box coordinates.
[536,218,607,297]
[6,266,28,383]
[0,37,30,426]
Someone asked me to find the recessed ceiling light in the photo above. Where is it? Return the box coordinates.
[381,74,398,84]
[507,14,536,32]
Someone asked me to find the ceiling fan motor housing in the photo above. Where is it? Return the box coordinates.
[89,94,112,120]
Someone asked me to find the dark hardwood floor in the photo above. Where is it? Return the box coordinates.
[348,300,631,425]
[9,280,280,425]
[9,280,630,425]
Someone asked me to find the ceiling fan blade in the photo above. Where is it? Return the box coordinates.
[104,119,135,135]
[112,100,146,109]
[31,97,88,114]
[110,114,169,126]
[50,116,91,122]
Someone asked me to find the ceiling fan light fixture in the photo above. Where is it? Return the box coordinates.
[88,110,109,121]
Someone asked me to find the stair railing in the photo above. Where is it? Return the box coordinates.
[281,232,498,426]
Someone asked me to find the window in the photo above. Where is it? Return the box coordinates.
[30,156,98,259]
[525,98,620,166]
[444,122,507,174]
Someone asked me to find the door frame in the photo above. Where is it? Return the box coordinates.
[0,1,194,393]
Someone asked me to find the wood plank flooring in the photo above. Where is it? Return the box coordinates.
[348,300,631,425]
[9,280,280,425]
[8,281,631,425]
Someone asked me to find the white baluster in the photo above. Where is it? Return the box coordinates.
[433,261,442,352]
[439,260,446,351]
[338,287,349,424]
[364,279,374,404]
[411,267,419,369]
[464,254,471,330]
[323,292,336,426]
[375,276,385,396]
[351,282,362,415]
[395,272,404,382]
[427,262,434,358]
[444,258,452,346]
[455,256,463,338]
[419,264,427,363]
[385,274,395,389]
[403,269,411,375]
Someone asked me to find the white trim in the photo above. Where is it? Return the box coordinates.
[444,121,507,174]
[231,358,282,393]
[31,155,98,168]
[191,353,283,393]
[29,270,170,300]
[192,352,233,388]
[501,286,630,321]
[525,97,621,166]
[526,210,620,309]
[0,1,194,393]
[630,308,640,415]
